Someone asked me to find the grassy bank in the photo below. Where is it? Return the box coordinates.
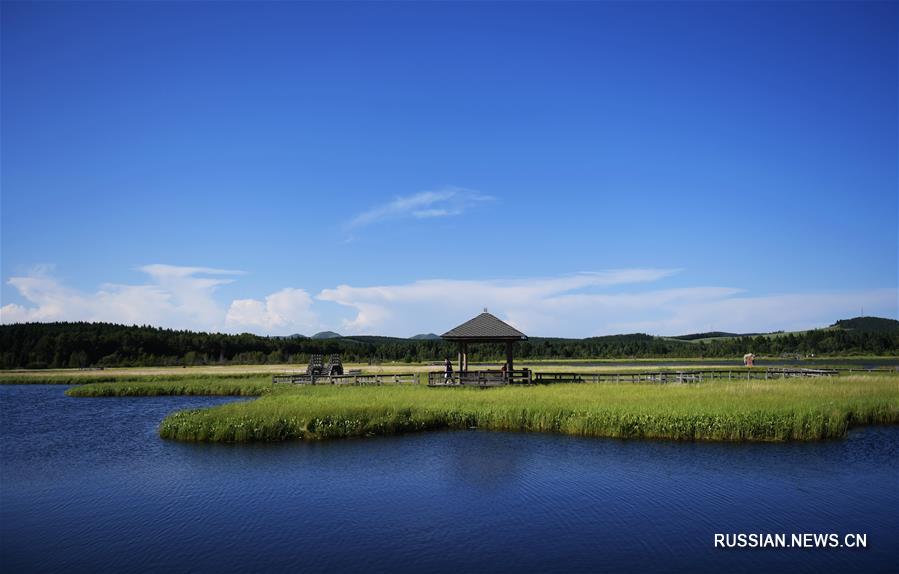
[65,377,274,397]
[157,375,899,443]
[0,372,273,385]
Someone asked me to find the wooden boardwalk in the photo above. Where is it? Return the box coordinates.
[275,366,892,387]
[273,373,419,385]
[531,368,839,384]
[429,367,847,387]
[428,369,532,387]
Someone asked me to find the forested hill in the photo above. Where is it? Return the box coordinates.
[670,331,758,341]
[0,319,896,369]
[831,317,899,333]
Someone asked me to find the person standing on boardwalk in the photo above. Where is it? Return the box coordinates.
[444,358,453,384]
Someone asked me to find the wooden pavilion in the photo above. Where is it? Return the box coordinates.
[433,309,531,386]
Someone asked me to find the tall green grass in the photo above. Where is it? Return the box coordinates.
[1,372,269,385]
[66,377,274,397]
[158,376,899,443]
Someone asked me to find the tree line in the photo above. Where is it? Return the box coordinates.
[0,321,896,369]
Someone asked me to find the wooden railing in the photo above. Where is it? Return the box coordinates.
[272,373,419,385]
[427,369,532,387]
[273,366,891,388]
[532,368,839,384]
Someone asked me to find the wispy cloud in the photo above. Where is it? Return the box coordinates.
[138,264,244,279]
[346,186,495,230]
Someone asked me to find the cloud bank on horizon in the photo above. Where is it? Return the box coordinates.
[1,264,895,337]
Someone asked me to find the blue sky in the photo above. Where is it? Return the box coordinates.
[1,1,896,337]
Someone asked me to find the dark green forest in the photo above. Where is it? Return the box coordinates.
[1,318,897,369]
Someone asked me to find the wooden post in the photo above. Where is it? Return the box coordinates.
[506,341,514,375]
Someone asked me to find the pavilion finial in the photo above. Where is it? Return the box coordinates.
[483,307,488,313]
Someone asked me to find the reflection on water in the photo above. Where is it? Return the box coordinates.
[1,385,896,573]
[443,431,530,489]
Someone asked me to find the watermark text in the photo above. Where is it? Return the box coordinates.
[714,533,867,549]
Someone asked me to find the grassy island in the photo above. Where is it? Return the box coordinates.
[65,378,273,397]
[151,375,898,443]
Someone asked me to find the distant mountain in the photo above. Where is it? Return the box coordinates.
[311,331,342,339]
[410,333,440,340]
[286,333,306,339]
[831,316,899,333]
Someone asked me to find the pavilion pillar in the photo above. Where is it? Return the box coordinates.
[458,344,464,375]
[506,341,514,372]
[463,342,469,372]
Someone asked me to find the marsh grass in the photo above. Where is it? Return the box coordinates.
[1,372,269,385]
[65,377,274,397]
[157,375,898,443]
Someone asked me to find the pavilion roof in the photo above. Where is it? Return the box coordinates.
[441,311,527,341]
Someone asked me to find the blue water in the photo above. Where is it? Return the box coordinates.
[1,386,896,573]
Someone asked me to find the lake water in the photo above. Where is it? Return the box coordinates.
[1,385,897,573]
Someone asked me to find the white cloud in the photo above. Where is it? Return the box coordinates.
[0,265,319,334]
[1,275,176,326]
[226,288,318,333]
[317,272,897,337]
[136,264,242,328]
[610,289,899,335]
[2,264,895,337]
[317,269,680,334]
[347,186,495,229]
